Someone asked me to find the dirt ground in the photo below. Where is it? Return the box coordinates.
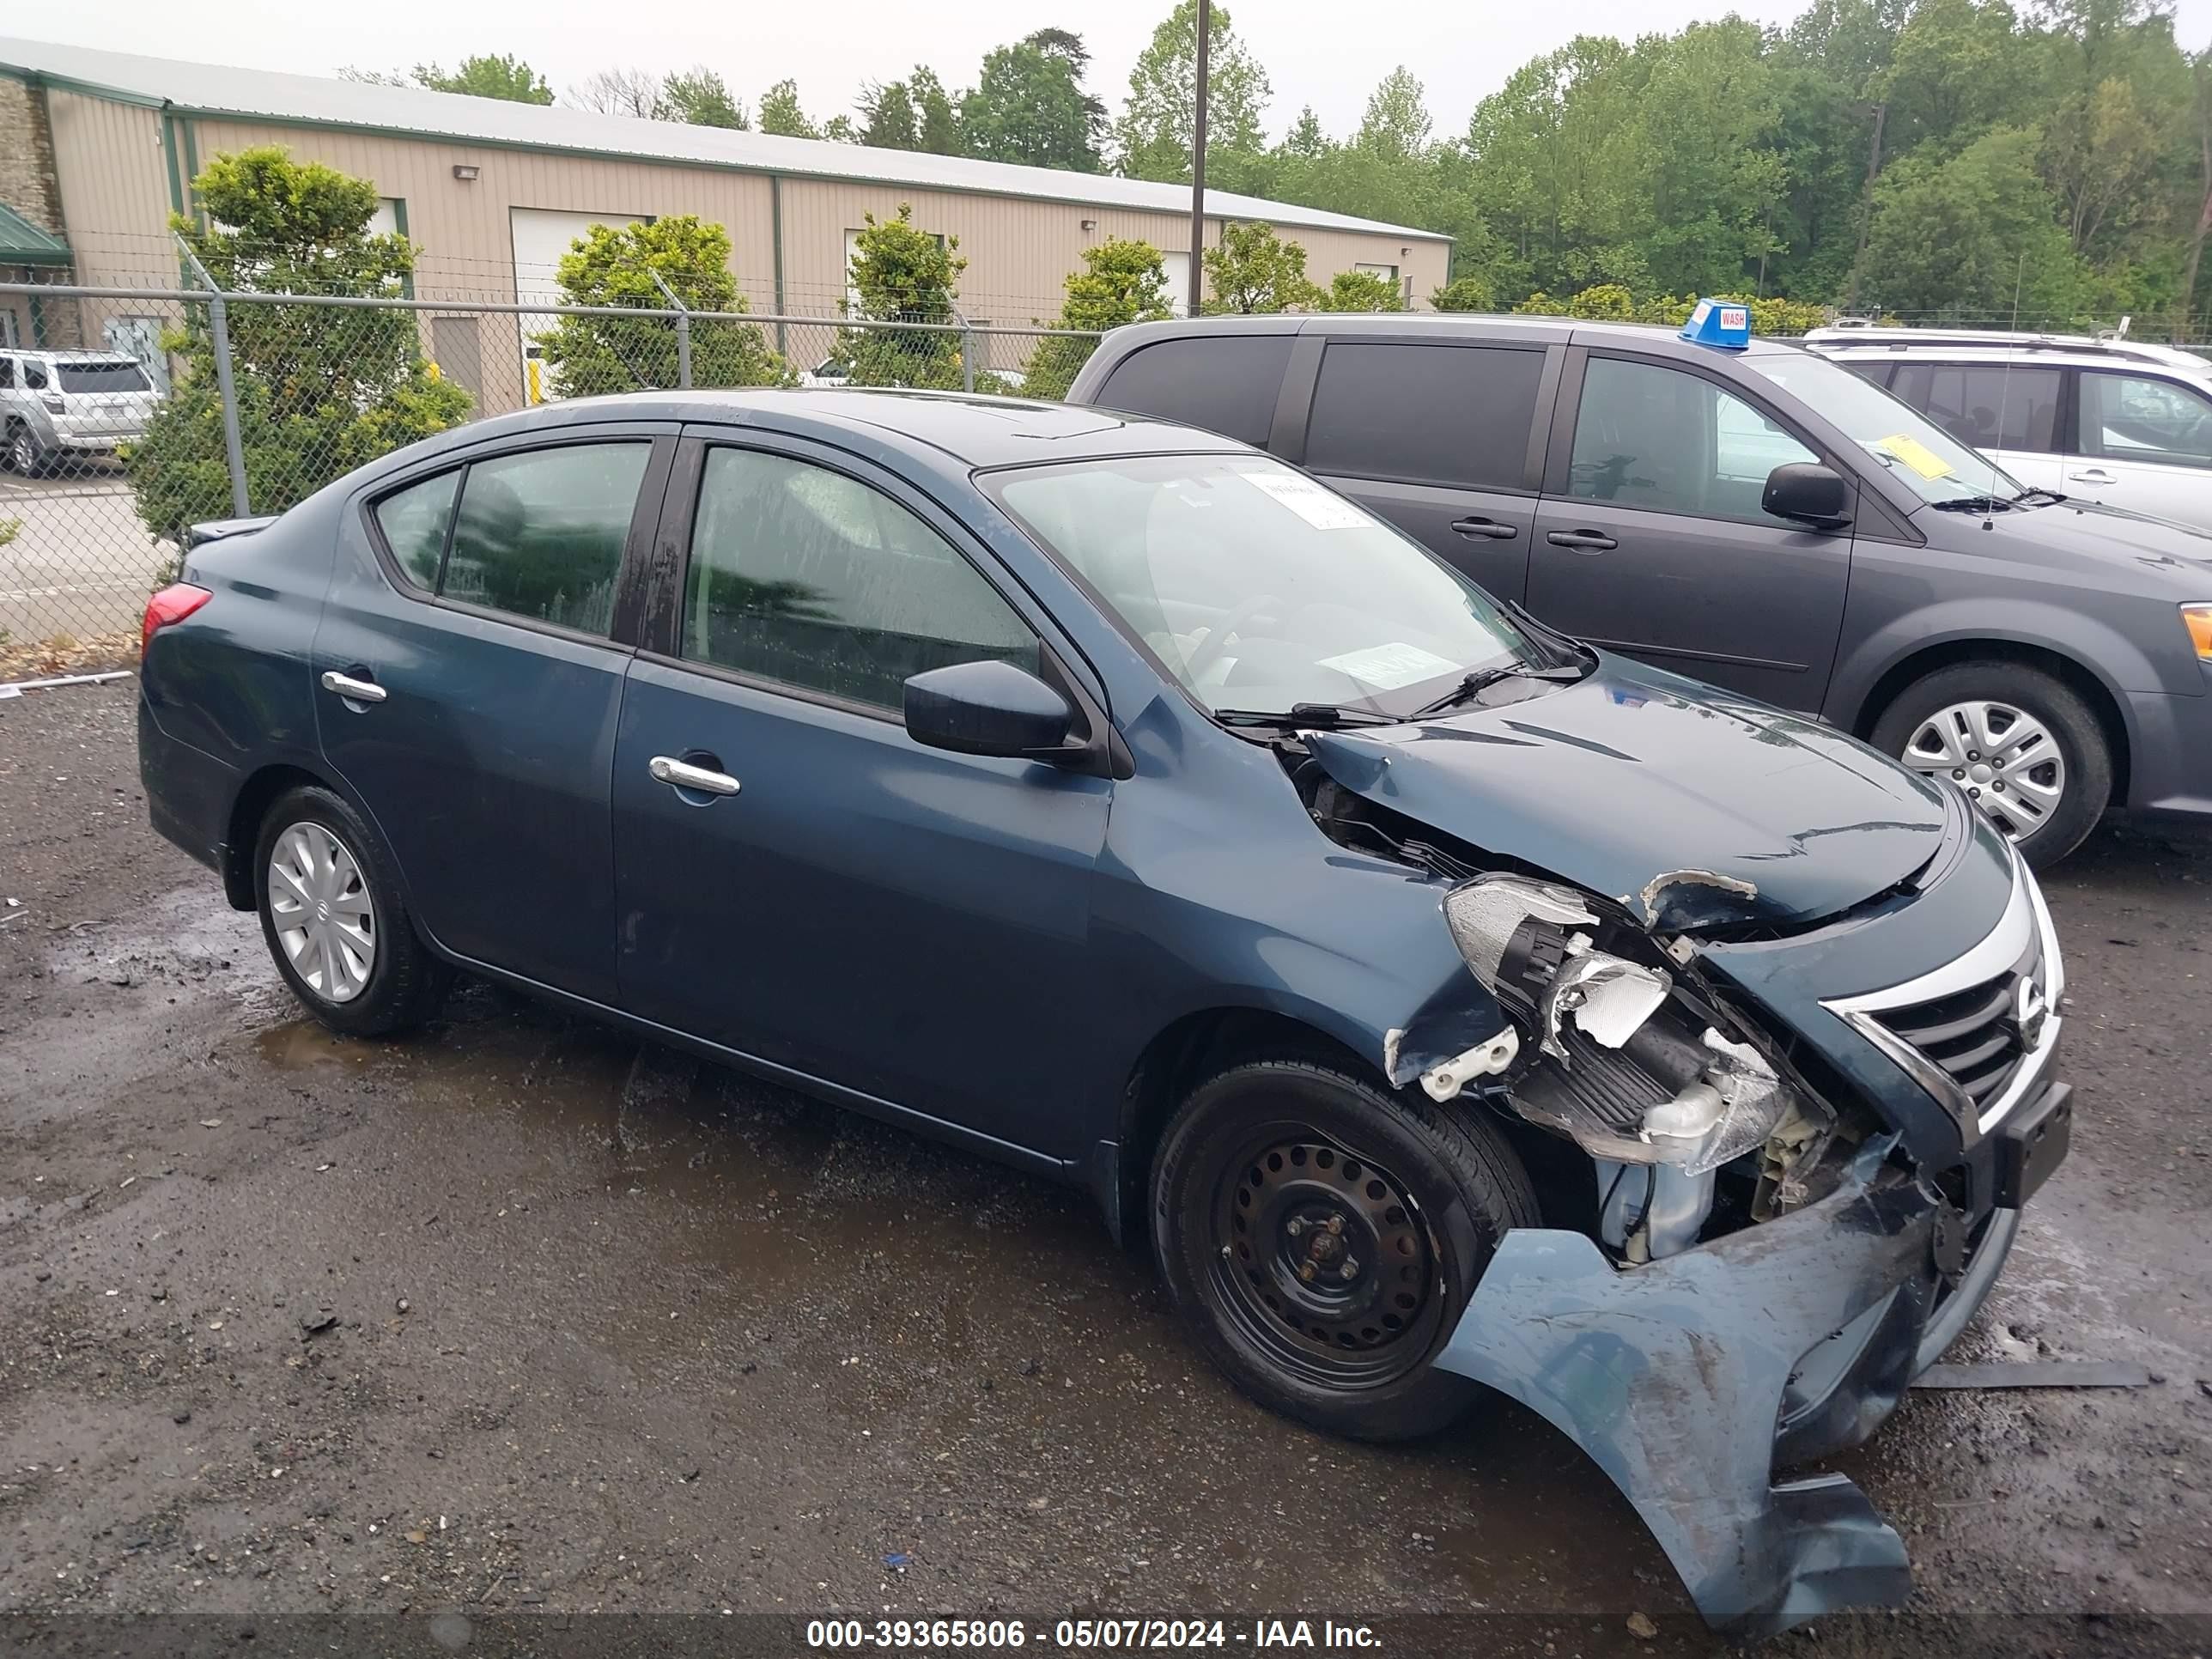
[2,678,2208,1656]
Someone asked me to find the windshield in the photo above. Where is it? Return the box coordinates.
[55,360,151,395]
[985,453,1544,718]
[1745,350,2022,504]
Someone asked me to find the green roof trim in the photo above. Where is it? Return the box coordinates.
[0,202,70,264]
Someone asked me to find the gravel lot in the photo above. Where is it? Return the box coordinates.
[2,678,2208,1656]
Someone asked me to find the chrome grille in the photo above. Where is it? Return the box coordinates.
[1867,939,2037,1113]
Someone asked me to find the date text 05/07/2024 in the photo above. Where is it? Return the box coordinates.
[805,1620,1383,1650]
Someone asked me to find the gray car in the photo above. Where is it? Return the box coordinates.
[0,346,159,474]
[1066,313,2212,866]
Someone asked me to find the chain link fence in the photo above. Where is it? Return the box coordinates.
[0,278,1103,653]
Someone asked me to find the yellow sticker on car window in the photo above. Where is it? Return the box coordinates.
[1872,434,1955,481]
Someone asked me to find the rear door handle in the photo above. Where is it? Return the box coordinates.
[648,754,741,797]
[1546,530,1618,552]
[2067,468,2116,484]
[1449,517,1519,540]
[319,670,386,704]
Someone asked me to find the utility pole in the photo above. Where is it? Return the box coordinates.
[1188,0,1211,315]
[1843,100,1887,313]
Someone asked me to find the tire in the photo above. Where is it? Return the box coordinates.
[1150,1057,1540,1443]
[1869,661,2112,869]
[252,784,450,1036]
[6,423,43,477]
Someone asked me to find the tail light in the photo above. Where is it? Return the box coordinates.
[142,582,212,654]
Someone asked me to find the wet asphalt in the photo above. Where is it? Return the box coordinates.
[1,678,2209,1656]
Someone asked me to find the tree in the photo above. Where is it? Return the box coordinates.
[1113,1,1271,183]
[1858,126,2085,319]
[757,79,817,138]
[659,67,748,130]
[342,53,554,104]
[859,79,921,149]
[126,148,470,545]
[1202,222,1322,313]
[1023,238,1175,398]
[910,69,964,155]
[962,29,1106,172]
[833,205,968,388]
[1326,269,1404,312]
[569,68,664,118]
[533,216,789,397]
[1431,274,1495,311]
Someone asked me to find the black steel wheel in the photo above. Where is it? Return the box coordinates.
[1152,1056,1539,1442]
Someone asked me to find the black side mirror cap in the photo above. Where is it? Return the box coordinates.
[1763,462,1852,526]
[903,658,1077,762]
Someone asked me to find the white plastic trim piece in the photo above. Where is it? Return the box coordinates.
[1420,1027,1521,1102]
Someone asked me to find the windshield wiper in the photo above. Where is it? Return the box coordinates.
[1411,660,1588,719]
[1214,702,1402,730]
[1928,494,2015,513]
[2011,486,2067,506]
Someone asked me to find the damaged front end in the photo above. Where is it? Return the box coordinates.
[1304,747,2048,1638]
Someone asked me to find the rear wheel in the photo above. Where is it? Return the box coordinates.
[1151,1057,1538,1443]
[252,785,449,1036]
[1869,661,2112,869]
[6,422,45,477]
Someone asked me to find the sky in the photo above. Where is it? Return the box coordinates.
[20,0,2212,143]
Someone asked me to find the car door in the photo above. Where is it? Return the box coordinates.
[610,429,1114,1158]
[2066,368,2212,528]
[1526,349,1852,709]
[1887,359,2067,495]
[313,424,675,1004]
[1290,335,1555,604]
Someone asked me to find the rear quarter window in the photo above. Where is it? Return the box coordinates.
[1095,335,1294,447]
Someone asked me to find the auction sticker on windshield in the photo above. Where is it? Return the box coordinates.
[1243,469,1371,530]
[1871,432,1956,480]
[1316,641,1459,690]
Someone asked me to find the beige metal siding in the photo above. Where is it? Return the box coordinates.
[42,89,169,287]
[185,118,780,306]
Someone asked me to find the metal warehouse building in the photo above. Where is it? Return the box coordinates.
[0,36,1451,400]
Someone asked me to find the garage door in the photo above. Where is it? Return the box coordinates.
[510,207,647,404]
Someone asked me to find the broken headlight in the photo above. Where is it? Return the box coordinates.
[1438,875,1809,1177]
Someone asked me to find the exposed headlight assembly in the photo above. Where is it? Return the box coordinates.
[1440,875,1809,1177]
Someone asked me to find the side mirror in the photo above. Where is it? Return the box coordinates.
[1763,462,1851,526]
[903,659,1075,761]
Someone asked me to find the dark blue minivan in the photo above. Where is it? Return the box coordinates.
[138,389,2070,1638]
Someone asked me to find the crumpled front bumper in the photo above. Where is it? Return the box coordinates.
[1431,1135,2021,1641]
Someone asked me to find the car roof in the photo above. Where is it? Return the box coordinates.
[9,349,141,363]
[384,387,1253,477]
[1087,309,1807,360]
[1805,325,2211,374]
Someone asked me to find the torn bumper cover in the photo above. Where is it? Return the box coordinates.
[1431,1137,2020,1641]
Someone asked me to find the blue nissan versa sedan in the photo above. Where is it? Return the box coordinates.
[138,388,2072,1638]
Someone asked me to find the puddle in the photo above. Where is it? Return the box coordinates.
[255,1019,379,1070]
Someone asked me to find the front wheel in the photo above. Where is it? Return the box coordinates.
[7,423,46,477]
[1150,1057,1539,1442]
[1869,661,2112,868]
[252,785,449,1036]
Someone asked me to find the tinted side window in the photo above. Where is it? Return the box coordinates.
[373,471,461,589]
[684,447,1037,712]
[2076,372,2212,468]
[1096,336,1293,446]
[1892,362,2061,452]
[1837,359,1893,390]
[0,358,14,389]
[21,359,46,390]
[1304,343,1543,490]
[442,443,648,635]
[1566,357,1817,526]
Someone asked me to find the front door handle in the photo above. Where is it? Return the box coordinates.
[648,754,741,797]
[1449,516,1519,540]
[2068,468,2116,484]
[1546,529,1618,552]
[319,670,387,704]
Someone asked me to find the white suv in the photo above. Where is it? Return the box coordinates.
[0,348,161,476]
[1805,325,2212,532]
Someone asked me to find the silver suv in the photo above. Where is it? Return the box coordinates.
[0,347,160,475]
[1806,325,2212,532]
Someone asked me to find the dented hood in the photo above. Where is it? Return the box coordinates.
[1304,657,1949,932]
